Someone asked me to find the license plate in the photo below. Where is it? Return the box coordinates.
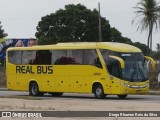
[136,90,141,93]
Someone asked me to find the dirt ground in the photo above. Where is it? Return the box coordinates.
[0,95,160,120]
[0,97,160,111]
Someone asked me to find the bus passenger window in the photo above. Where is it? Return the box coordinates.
[22,51,36,64]
[83,50,102,68]
[55,56,68,64]
[8,51,22,64]
[33,50,51,65]
[68,50,83,64]
[52,50,67,65]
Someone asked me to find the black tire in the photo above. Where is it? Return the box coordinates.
[117,95,128,99]
[93,84,105,99]
[51,92,63,97]
[29,82,43,96]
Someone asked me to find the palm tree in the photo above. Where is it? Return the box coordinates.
[132,0,160,55]
[157,43,160,51]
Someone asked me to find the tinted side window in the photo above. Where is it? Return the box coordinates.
[8,49,101,67]
[33,50,52,65]
[68,50,83,64]
[52,50,67,65]
[8,51,22,64]
[100,49,121,77]
[83,49,102,67]
[51,49,101,67]
[22,51,36,64]
[20,50,52,65]
[8,50,52,65]
[100,49,116,65]
[107,59,121,77]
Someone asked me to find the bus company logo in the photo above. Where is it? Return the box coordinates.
[2,112,11,117]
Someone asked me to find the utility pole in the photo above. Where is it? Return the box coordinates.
[98,2,102,42]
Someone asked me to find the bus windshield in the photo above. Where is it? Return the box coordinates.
[100,50,148,82]
[119,53,148,82]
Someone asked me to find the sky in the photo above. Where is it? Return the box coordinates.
[0,0,159,50]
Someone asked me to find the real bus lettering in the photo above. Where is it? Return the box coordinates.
[37,66,53,74]
[16,66,34,74]
[16,66,21,73]
[16,66,53,74]
[48,66,53,74]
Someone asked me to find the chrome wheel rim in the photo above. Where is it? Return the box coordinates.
[32,85,38,95]
[96,88,102,97]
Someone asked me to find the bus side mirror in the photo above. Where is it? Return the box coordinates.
[109,55,125,69]
[144,56,155,70]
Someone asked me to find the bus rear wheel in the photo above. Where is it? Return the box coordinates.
[50,92,63,97]
[29,82,44,96]
[93,84,105,99]
[117,95,128,99]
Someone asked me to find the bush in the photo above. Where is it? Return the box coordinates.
[149,63,160,90]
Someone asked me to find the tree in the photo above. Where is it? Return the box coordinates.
[132,0,160,55]
[130,42,149,55]
[153,43,160,60]
[0,21,7,38]
[156,43,160,51]
[111,27,122,42]
[35,4,111,44]
[152,50,160,60]
[111,27,132,43]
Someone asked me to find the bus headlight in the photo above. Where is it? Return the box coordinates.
[120,83,149,88]
[120,83,130,87]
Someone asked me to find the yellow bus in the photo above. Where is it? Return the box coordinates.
[6,42,155,99]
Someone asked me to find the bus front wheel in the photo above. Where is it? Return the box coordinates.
[93,84,105,99]
[117,95,128,99]
[29,82,43,96]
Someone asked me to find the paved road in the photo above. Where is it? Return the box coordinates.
[0,90,160,120]
[0,90,160,102]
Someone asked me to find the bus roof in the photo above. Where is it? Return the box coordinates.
[7,42,142,53]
